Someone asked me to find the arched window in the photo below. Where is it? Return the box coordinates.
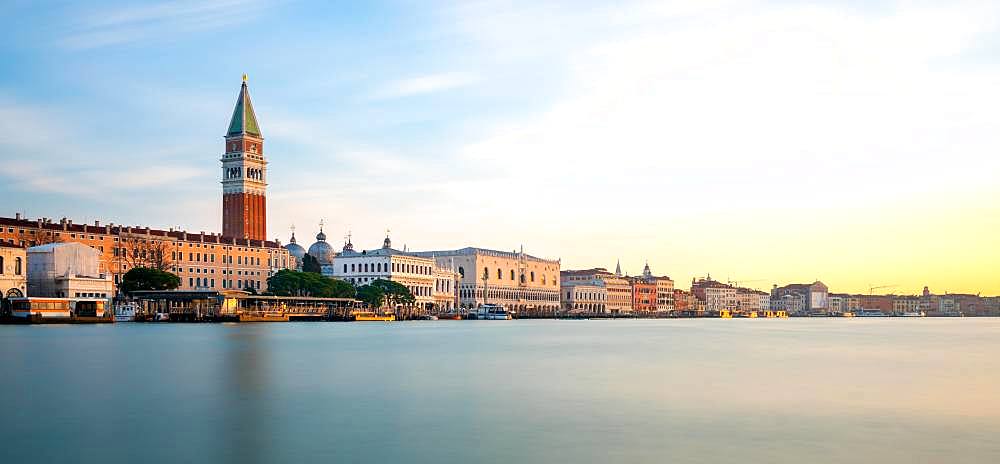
[531,271,535,282]
[0,256,4,274]
[497,268,502,280]
[15,257,22,275]
[510,269,515,280]
[458,266,465,278]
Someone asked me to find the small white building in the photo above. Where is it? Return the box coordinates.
[27,242,113,299]
[331,235,456,310]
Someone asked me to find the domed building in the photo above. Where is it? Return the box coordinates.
[283,227,306,270]
[307,225,336,266]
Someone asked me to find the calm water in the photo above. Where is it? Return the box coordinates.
[2,319,999,463]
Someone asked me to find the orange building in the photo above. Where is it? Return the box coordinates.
[0,215,290,296]
[630,279,657,312]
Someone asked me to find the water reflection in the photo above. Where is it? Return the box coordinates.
[1,319,1000,463]
[220,324,271,464]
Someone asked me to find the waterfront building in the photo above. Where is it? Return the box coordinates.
[828,293,861,314]
[0,216,290,295]
[413,247,561,316]
[770,281,829,316]
[432,266,459,311]
[222,75,268,241]
[26,242,113,300]
[562,267,632,314]
[629,278,657,312]
[331,234,456,310]
[735,287,770,314]
[673,289,698,315]
[638,262,674,312]
[860,294,893,314]
[691,276,738,314]
[561,280,607,314]
[892,295,921,315]
[0,243,27,302]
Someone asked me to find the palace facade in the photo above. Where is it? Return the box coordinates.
[412,247,561,316]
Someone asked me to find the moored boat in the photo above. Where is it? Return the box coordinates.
[353,311,395,321]
[114,303,138,322]
[469,304,511,320]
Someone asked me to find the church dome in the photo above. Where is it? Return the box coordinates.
[308,227,335,265]
[284,232,306,260]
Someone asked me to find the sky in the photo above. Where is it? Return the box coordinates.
[1,0,998,295]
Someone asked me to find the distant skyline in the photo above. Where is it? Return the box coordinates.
[1,0,998,294]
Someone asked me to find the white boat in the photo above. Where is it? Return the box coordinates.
[901,311,926,317]
[114,303,138,322]
[470,304,511,320]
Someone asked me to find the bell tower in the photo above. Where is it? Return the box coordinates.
[222,75,267,240]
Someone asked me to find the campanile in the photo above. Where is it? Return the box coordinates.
[222,75,267,240]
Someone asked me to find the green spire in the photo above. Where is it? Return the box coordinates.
[227,75,261,137]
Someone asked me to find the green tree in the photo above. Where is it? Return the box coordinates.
[266,269,356,299]
[356,284,385,308]
[243,285,258,295]
[370,279,415,307]
[121,267,181,293]
[302,253,323,274]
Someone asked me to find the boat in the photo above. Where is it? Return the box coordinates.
[353,311,395,322]
[719,309,733,319]
[154,312,171,322]
[438,313,462,320]
[114,303,138,322]
[856,309,888,317]
[469,304,511,320]
[842,311,855,318]
[901,311,926,317]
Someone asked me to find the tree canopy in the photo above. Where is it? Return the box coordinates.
[121,267,181,294]
[357,279,415,308]
[266,269,355,299]
[355,284,385,308]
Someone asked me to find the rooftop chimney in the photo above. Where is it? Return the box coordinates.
[15,213,21,221]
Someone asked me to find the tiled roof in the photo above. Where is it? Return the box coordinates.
[0,216,282,249]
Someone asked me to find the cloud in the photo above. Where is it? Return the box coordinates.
[371,72,479,99]
[57,0,270,49]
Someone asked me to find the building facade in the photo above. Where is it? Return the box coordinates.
[771,281,829,315]
[561,281,607,314]
[331,235,456,310]
[562,268,632,314]
[0,244,27,304]
[0,216,290,295]
[414,247,561,316]
[692,276,738,314]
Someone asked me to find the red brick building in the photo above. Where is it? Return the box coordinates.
[222,76,268,241]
